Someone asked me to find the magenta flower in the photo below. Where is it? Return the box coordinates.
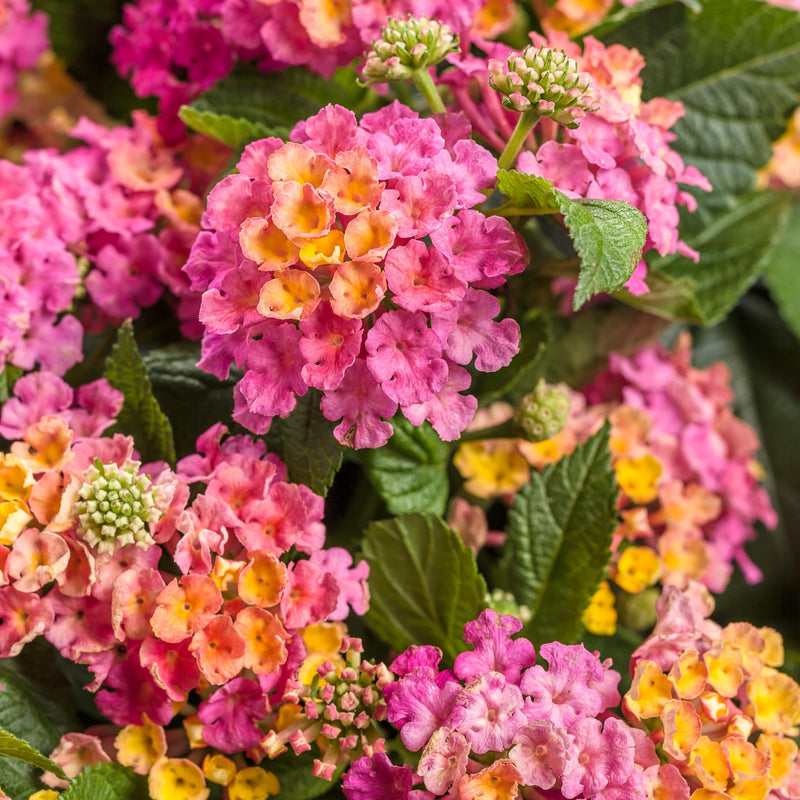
[197,676,266,752]
[449,670,526,754]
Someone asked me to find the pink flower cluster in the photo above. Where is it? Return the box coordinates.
[344,609,651,800]
[110,0,508,141]
[0,111,229,373]
[0,372,369,748]
[584,332,778,591]
[623,584,800,800]
[439,32,711,294]
[185,102,528,448]
[0,0,48,119]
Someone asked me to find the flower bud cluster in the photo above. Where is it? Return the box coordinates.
[488,45,595,125]
[76,458,160,553]
[514,379,571,442]
[361,16,459,83]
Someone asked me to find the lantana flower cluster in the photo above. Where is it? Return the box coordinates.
[185,102,528,448]
[0,370,374,796]
[453,334,777,633]
[623,583,800,800]
[439,32,711,293]
[344,608,652,800]
[0,111,229,375]
[110,0,515,141]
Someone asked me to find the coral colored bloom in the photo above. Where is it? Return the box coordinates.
[151,574,223,643]
[189,613,246,684]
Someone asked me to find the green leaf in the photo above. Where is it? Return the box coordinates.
[627,191,795,325]
[496,423,618,646]
[496,171,646,309]
[263,390,343,497]
[0,641,82,800]
[586,0,701,39]
[762,198,800,341]
[0,365,22,409]
[103,321,176,466]
[0,729,65,780]
[612,0,800,214]
[60,764,148,800]
[360,418,450,516]
[188,64,371,136]
[142,344,237,461]
[270,751,344,800]
[363,513,487,662]
[179,106,286,149]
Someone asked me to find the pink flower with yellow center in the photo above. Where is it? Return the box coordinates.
[151,574,223,643]
[189,613,246,685]
[186,102,525,448]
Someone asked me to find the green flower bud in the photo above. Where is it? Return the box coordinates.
[514,379,571,443]
[485,589,532,625]
[361,16,459,84]
[488,45,595,127]
[615,586,660,632]
[75,458,160,553]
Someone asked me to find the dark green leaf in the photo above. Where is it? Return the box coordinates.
[0,641,82,800]
[270,751,344,800]
[363,513,487,662]
[142,344,237,461]
[586,0,701,39]
[0,365,22,409]
[264,390,343,497]
[188,64,371,135]
[60,764,148,800]
[762,199,800,341]
[627,191,795,325]
[496,424,618,646]
[179,106,286,149]
[0,729,65,780]
[496,171,645,309]
[360,418,450,516]
[103,321,176,466]
[611,0,800,214]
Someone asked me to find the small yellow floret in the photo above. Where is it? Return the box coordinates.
[148,757,209,800]
[613,546,660,594]
[615,453,662,504]
[228,766,280,800]
[582,581,616,635]
[453,441,530,498]
[115,714,167,774]
[202,753,237,786]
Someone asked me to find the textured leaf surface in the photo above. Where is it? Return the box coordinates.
[360,418,450,516]
[497,171,645,308]
[143,344,237,461]
[188,64,371,135]
[364,514,486,662]
[0,641,81,800]
[613,0,800,214]
[762,200,800,341]
[496,424,618,646]
[629,191,794,324]
[0,729,64,780]
[104,322,176,466]
[179,106,285,149]
[60,764,147,800]
[264,390,343,497]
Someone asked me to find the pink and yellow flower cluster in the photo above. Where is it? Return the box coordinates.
[344,609,653,800]
[185,102,528,448]
[0,370,373,795]
[454,334,777,631]
[623,584,800,800]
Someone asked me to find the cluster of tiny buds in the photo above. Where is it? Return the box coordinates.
[514,379,571,442]
[75,458,159,553]
[261,639,393,780]
[485,588,532,624]
[488,45,596,126]
[361,15,459,83]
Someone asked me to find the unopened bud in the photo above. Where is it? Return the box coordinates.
[488,45,595,126]
[514,380,571,442]
[361,16,459,84]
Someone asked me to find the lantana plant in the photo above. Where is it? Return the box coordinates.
[0,1,799,800]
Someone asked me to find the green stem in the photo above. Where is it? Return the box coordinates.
[411,68,446,114]
[497,110,540,171]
